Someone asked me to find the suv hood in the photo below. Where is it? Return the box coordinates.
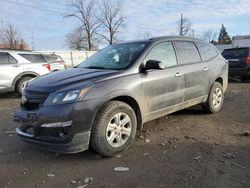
[26,68,118,93]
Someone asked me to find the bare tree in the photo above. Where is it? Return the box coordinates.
[65,27,99,50]
[0,23,29,50]
[65,0,101,50]
[65,27,87,50]
[97,0,124,45]
[177,13,192,36]
[201,30,218,42]
[136,31,152,39]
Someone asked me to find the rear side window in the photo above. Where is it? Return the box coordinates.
[222,48,249,59]
[0,52,17,64]
[9,55,18,64]
[174,41,201,64]
[196,42,218,61]
[144,42,177,68]
[43,55,60,62]
[19,54,46,63]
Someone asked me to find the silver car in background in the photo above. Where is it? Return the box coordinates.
[0,51,66,95]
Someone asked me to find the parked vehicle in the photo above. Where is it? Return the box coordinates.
[0,51,50,95]
[18,52,66,71]
[222,47,250,79]
[14,36,228,157]
[0,51,66,95]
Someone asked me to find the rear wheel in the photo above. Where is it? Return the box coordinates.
[90,101,137,157]
[203,82,224,113]
[16,76,33,95]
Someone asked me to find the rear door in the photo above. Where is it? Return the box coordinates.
[222,48,249,68]
[174,41,207,101]
[18,53,50,74]
[0,52,22,91]
[141,42,185,120]
[18,53,46,72]
[195,42,220,94]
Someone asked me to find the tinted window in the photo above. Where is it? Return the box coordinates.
[222,48,249,59]
[0,53,17,64]
[0,53,9,64]
[196,42,218,61]
[19,54,46,63]
[175,41,201,64]
[43,55,60,62]
[9,55,18,64]
[79,42,148,70]
[144,42,177,68]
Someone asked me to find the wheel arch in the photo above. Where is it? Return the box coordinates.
[215,77,223,86]
[208,76,224,94]
[12,71,39,89]
[93,94,144,131]
[109,96,143,130]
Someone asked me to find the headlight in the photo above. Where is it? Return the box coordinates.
[22,78,36,92]
[44,86,93,106]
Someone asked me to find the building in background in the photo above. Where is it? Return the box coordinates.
[232,35,250,47]
[216,35,250,52]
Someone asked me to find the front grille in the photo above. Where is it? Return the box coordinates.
[22,89,49,110]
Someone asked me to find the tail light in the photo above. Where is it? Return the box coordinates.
[246,56,250,65]
[42,63,51,71]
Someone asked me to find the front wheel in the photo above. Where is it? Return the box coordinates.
[90,101,137,157]
[203,82,224,113]
[16,76,33,95]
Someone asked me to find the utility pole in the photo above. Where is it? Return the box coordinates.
[179,13,184,36]
[31,32,35,50]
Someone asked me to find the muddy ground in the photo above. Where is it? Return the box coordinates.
[0,82,249,188]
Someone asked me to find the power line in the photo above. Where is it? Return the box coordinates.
[5,0,64,15]
[30,0,69,8]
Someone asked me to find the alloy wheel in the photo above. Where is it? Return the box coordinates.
[106,112,132,148]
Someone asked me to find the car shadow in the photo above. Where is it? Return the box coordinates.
[11,143,116,164]
[0,92,20,99]
[229,77,250,83]
[172,105,207,116]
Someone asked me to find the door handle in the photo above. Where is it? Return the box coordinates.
[12,64,20,67]
[203,67,208,71]
[175,72,182,77]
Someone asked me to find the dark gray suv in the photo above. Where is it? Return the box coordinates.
[14,36,228,157]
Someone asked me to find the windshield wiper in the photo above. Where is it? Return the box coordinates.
[85,66,107,69]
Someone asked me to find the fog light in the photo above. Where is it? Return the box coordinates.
[41,121,72,128]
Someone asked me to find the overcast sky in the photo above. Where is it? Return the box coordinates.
[1,0,250,50]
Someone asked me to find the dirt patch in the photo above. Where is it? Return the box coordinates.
[0,83,249,188]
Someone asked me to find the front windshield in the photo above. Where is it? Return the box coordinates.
[79,42,149,70]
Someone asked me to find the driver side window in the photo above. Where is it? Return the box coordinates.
[144,42,177,68]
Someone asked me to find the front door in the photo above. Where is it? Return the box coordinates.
[0,52,22,91]
[141,42,185,121]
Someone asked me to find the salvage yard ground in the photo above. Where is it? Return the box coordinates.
[0,82,249,188]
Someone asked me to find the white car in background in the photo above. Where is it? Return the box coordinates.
[0,51,66,95]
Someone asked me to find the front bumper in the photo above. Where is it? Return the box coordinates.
[16,126,90,153]
[14,100,101,153]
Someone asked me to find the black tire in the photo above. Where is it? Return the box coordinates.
[16,76,33,95]
[90,101,137,157]
[203,82,224,113]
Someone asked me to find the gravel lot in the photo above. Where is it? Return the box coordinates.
[0,82,249,188]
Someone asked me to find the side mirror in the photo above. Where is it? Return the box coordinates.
[143,60,165,71]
